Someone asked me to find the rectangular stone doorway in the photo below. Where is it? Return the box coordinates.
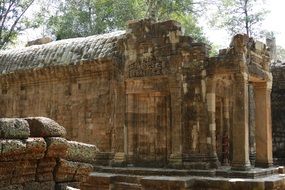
[128,94,169,167]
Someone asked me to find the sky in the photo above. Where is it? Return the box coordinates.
[200,0,285,49]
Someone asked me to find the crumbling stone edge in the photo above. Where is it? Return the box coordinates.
[0,117,99,190]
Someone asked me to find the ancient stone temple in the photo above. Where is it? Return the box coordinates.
[0,19,275,172]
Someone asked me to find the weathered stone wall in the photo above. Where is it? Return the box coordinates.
[0,62,125,152]
[272,64,285,165]
[0,117,98,190]
[0,19,273,169]
[0,31,125,152]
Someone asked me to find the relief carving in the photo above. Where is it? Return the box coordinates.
[128,57,163,78]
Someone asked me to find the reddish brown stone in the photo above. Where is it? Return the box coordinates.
[36,158,57,182]
[11,160,37,184]
[54,159,92,183]
[45,137,68,158]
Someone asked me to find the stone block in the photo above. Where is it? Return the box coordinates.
[80,173,116,190]
[23,181,55,190]
[0,162,15,187]
[25,117,66,137]
[45,137,68,158]
[55,182,80,190]
[0,118,30,139]
[11,160,38,184]
[24,138,46,160]
[0,139,26,161]
[54,159,78,182]
[54,159,93,183]
[36,158,57,182]
[66,140,99,163]
[73,163,93,182]
[0,185,23,190]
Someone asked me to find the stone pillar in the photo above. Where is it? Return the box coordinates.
[248,84,256,166]
[231,74,251,170]
[253,82,273,167]
[222,97,230,166]
[206,78,220,168]
[168,84,183,168]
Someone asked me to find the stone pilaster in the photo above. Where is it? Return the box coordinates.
[222,97,230,166]
[206,78,220,168]
[253,82,273,167]
[231,74,251,170]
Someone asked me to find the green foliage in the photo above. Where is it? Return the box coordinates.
[0,0,35,49]
[46,0,208,43]
[211,0,268,37]
[48,0,145,40]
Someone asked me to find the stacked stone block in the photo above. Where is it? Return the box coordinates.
[0,117,98,190]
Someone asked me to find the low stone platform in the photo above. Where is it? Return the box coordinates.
[81,166,285,190]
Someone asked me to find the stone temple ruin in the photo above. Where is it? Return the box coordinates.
[0,19,285,189]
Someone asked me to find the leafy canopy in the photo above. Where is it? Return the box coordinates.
[210,0,268,37]
[0,0,35,49]
[47,0,207,42]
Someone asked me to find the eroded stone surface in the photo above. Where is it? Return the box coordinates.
[66,141,99,163]
[0,117,96,190]
[25,117,66,137]
[54,159,93,183]
[0,118,30,139]
[45,137,68,158]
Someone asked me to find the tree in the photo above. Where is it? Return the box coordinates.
[211,0,268,37]
[47,0,145,40]
[46,0,208,43]
[0,0,35,49]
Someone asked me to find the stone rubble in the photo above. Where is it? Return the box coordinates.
[0,117,99,190]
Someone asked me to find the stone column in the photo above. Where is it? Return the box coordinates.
[168,82,183,168]
[206,78,219,167]
[248,84,256,166]
[253,82,273,167]
[231,74,251,170]
[222,97,230,166]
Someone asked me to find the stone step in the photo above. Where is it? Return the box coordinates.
[115,175,141,184]
[81,171,285,190]
[94,165,215,177]
[114,182,142,190]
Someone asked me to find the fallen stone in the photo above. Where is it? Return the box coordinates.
[0,118,30,139]
[54,159,78,182]
[25,117,66,137]
[74,162,94,182]
[66,140,99,163]
[0,140,26,161]
[45,137,68,158]
[24,138,46,160]
[54,159,93,183]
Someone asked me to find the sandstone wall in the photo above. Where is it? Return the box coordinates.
[0,31,125,152]
[0,117,98,190]
[0,62,125,152]
[272,64,285,165]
